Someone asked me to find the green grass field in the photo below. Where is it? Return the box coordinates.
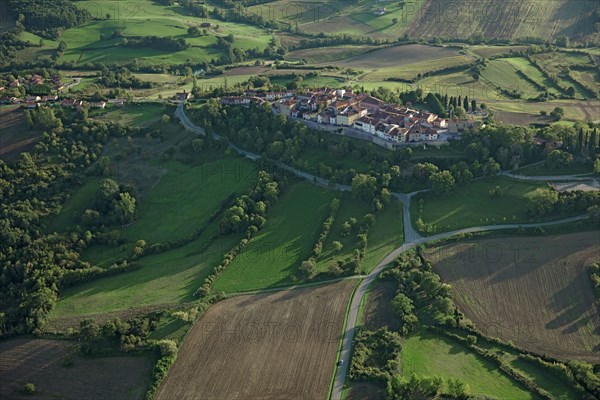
[402,330,536,399]
[481,60,543,100]
[411,177,550,234]
[40,0,272,66]
[504,57,564,96]
[508,357,579,400]
[316,195,372,273]
[90,103,166,127]
[51,224,240,317]
[361,201,404,272]
[117,158,256,246]
[316,196,403,274]
[252,0,426,39]
[52,156,256,266]
[213,181,336,292]
[47,178,102,232]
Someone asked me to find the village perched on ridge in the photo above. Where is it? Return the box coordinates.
[220,87,479,146]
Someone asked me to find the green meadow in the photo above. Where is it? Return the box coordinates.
[52,224,240,317]
[411,177,549,234]
[213,181,336,292]
[402,330,536,399]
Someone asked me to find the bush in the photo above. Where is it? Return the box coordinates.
[23,383,36,395]
[157,340,178,356]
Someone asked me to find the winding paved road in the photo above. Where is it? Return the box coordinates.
[174,102,593,400]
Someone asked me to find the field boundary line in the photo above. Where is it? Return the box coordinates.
[222,275,365,298]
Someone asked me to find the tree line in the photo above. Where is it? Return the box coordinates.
[8,0,92,39]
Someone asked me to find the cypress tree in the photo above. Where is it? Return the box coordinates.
[577,128,584,155]
[471,99,476,111]
[463,96,469,111]
[589,128,597,157]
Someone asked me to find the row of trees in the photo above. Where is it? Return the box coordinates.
[97,67,156,89]
[299,198,340,278]
[527,188,600,218]
[118,36,189,52]
[197,169,283,297]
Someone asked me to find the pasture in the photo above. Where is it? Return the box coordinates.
[481,59,542,100]
[315,196,403,275]
[411,177,548,234]
[51,154,256,253]
[402,329,536,399]
[254,0,427,38]
[504,57,564,96]
[155,280,357,400]
[47,177,102,232]
[316,195,372,273]
[46,0,272,66]
[117,158,255,246]
[213,182,336,292]
[361,201,404,273]
[0,339,152,399]
[427,231,600,361]
[487,99,600,122]
[51,225,239,317]
[90,103,166,127]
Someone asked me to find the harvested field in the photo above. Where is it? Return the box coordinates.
[427,231,600,361]
[0,339,152,399]
[0,106,39,161]
[406,0,598,40]
[321,44,464,70]
[156,280,357,400]
[494,111,555,126]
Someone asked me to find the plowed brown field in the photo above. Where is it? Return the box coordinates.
[156,280,357,400]
[0,339,152,399]
[427,231,600,361]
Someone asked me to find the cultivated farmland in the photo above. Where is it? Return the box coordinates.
[406,0,598,41]
[0,339,152,399]
[427,231,600,361]
[323,44,466,71]
[155,280,357,400]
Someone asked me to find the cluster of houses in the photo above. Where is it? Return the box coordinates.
[0,95,126,109]
[219,88,477,143]
[0,73,125,109]
[0,74,64,92]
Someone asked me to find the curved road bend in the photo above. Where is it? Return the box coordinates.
[174,103,592,400]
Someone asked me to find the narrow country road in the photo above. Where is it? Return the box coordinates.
[174,102,593,400]
[501,170,599,182]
